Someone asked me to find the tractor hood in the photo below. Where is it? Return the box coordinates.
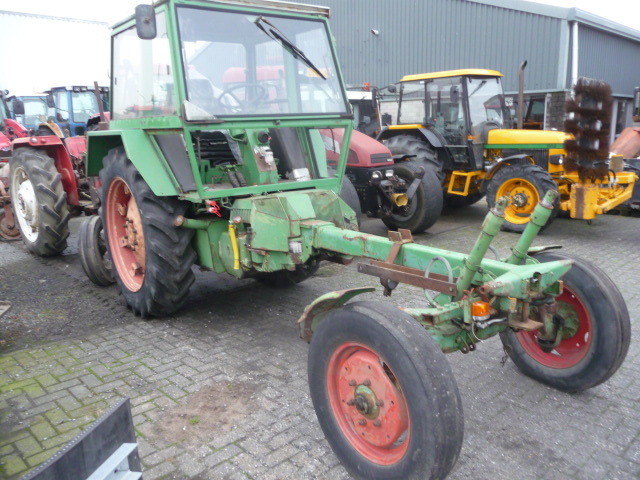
[486,129,571,148]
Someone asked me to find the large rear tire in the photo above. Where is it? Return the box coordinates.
[500,252,630,392]
[486,164,558,233]
[383,135,443,180]
[99,147,196,317]
[9,147,69,256]
[308,301,463,480]
[382,161,443,233]
[339,175,361,228]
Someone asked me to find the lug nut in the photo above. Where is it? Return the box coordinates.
[375,399,384,407]
[358,419,366,426]
[373,420,381,427]
[348,380,356,387]
[346,399,355,406]
[363,379,371,387]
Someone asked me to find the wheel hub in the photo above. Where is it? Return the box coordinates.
[105,178,146,292]
[511,191,528,208]
[332,348,409,450]
[353,384,379,419]
[17,181,37,228]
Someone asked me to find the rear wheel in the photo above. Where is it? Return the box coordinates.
[308,301,463,480]
[500,252,630,392]
[382,161,443,233]
[99,147,196,317]
[9,147,69,255]
[384,135,442,180]
[486,164,557,233]
[339,176,361,228]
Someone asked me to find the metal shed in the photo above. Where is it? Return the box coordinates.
[307,0,640,135]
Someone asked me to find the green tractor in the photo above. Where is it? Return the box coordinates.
[10,1,628,478]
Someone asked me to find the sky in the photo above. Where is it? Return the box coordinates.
[0,0,639,30]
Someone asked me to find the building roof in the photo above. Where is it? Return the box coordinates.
[465,0,640,42]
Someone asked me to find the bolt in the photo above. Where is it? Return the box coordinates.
[123,185,130,195]
[373,420,381,427]
[348,380,356,387]
[120,237,129,247]
[375,399,384,407]
[358,419,366,426]
[346,399,355,406]
[131,263,143,276]
[132,241,138,246]
[122,223,127,228]
[363,379,371,387]
[117,204,127,216]
[132,228,137,234]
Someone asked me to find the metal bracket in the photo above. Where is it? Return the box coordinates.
[380,229,414,296]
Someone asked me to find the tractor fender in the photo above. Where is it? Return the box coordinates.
[377,126,445,148]
[12,136,79,205]
[297,287,375,342]
[484,153,535,181]
[86,130,182,196]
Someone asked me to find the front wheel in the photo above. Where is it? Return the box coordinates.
[382,161,443,233]
[78,215,115,286]
[500,252,631,392]
[99,147,196,317]
[486,164,557,233]
[308,301,463,480]
[9,147,70,255]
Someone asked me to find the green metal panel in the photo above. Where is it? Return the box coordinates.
[86,130,181,196]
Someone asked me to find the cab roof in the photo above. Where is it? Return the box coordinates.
[400,69,503,83]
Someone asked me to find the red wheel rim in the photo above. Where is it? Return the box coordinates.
[326,342,410,465]
[516,286,592,368]
[105,177,145,292]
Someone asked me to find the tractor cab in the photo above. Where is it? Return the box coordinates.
[46,86,109,137]
[392,69,510,171]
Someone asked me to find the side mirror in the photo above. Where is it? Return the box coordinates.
[12,98,25,116]
[450,86,459,103]
[135,4,156,40]
[46,93,55,108]
[386,84,397,94]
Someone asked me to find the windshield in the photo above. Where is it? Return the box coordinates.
[71,91,99,123]
[22,97,48,126]
[466,76,507,130]
[177,7,348,118]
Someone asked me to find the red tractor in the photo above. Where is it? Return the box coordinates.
[324,129,442,233]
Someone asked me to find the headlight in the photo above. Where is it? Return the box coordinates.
[371,171,382,180]
[385,169,394,178]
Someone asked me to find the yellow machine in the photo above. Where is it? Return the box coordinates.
[377,69,637,231]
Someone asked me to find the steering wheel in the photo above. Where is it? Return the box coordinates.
[218,83,269,113]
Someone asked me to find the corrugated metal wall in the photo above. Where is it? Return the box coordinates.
[307,0,566,93]
[578,26,640,97]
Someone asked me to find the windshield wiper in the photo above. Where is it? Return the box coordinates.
[469,80,486,97]
[254,16,327,80]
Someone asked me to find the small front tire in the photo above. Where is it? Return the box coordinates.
[486,164,557,233]
[308,301,464,480]
[78,215,115,286]
[500,252,631,392]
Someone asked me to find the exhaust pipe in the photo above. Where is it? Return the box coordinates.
[391,193,408,207]
[517,60,527,129]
